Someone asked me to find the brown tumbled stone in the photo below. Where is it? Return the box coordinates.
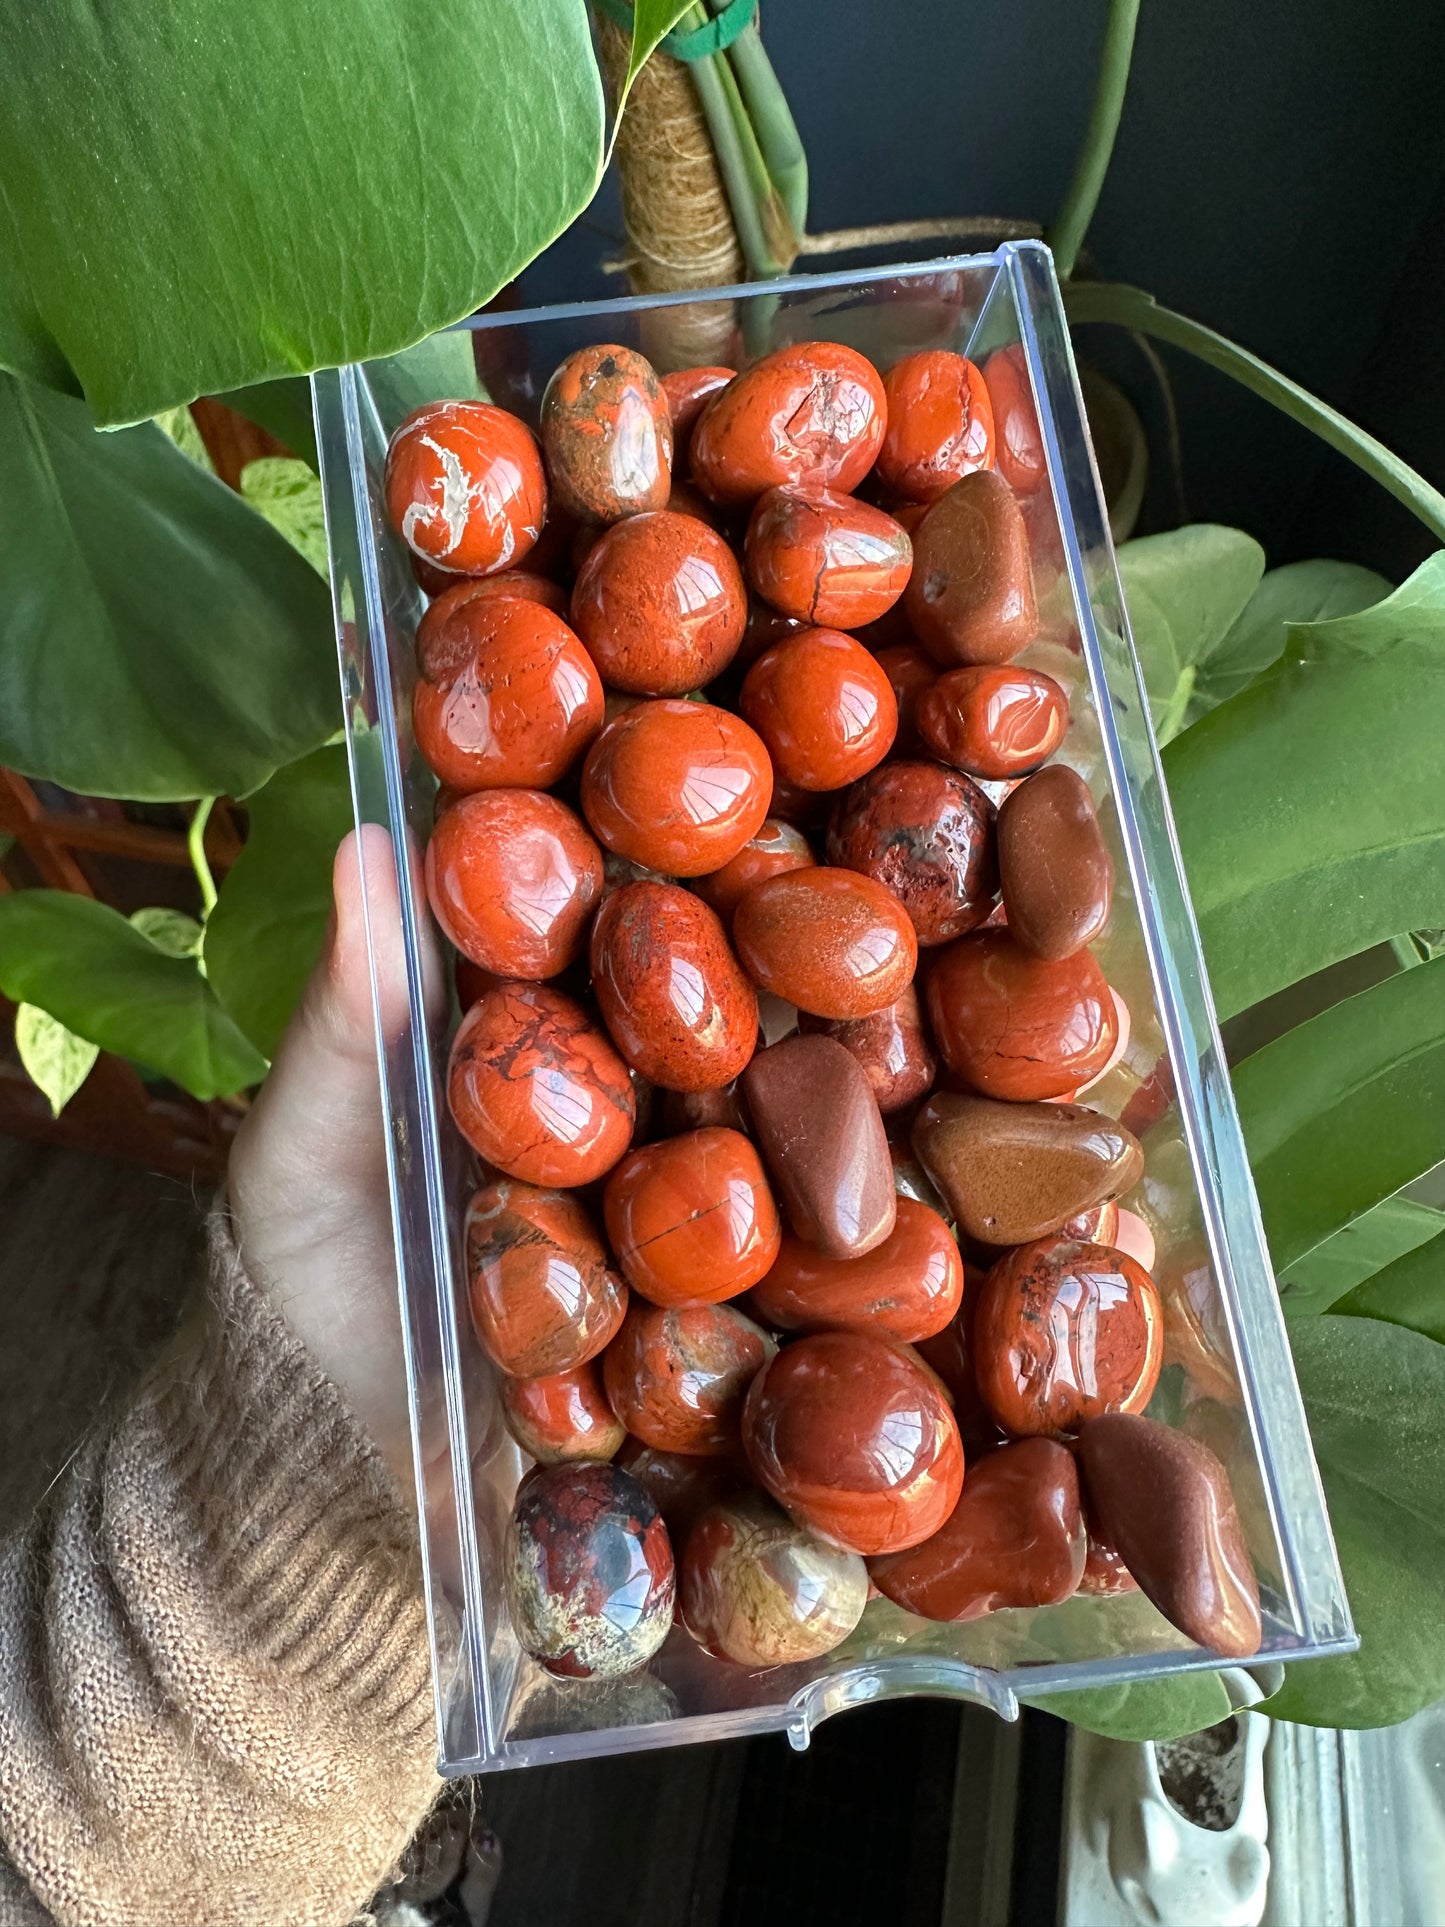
[1078,1414,1263,1658]
[997,764,1114,960]
[911,1092,1143,1246]
[741,1034,896,1258]
[903,470,1038,666]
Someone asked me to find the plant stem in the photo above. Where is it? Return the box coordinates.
[716,9,809,238]
[189,797,219,917]
[799,216,1043,255]
[1064,280,1445,545]
[1049,0,1142,280]
[681,7,776,278]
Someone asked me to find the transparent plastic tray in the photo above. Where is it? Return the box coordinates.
[312,243,1354,1775]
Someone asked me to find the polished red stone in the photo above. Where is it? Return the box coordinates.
[873,643,939,756]
[1078,1504,1140,1597]
[742,1331,965,1555]
[982,345,1046,496]
[998,765,1114,960]
[744,487,912,630]
[903,470,1039,667]
[797,981,936,1114]
[876,351,996,503]
[506,1461,674,1678]
[657,1079,751,1138]
[869,1439,1085,1621]
[691,341,888,506]
[916,665,1068,779]
[416,572,569,654]
[736,600,812,673]
[540,344,673,522]
[662,365,735,466]
[570,510,746,695]
[603,1125,781,1305]
[733,865,918,1020]
[974,1237,1164,1437]
[914,1277,1008,1457]
[1078,1414,1262,1656]
[412,597,604,792]
[385,400,546,575]
[740,628,898,791]
[693,818,815,926]
[680,1493,869,1666]
[603,1300,776,1455]
[466,1176,627,1376]
[925,929,1118,1099]
[751,1196,964,1343]
[501,1360,626,1465]
[826,759,998,946]
[580,699,773,876]
[741,1035,896,1259]
[589,881,759,1091]
[448,982,635,1186]
[615,1437,746,1541]
[425,788,603,979]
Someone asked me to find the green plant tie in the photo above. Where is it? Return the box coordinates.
[593,0,758,62]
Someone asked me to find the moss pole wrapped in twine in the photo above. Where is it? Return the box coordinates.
[595,12,744,370]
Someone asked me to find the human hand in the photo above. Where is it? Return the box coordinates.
[229,825,436,1487]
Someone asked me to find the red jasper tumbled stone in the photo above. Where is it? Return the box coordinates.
[604,1300,777,1455]
[691,341,888,507]
[425,789,603,979]
[417,572,569,655]
[744,487,912,630]
[974,1237,1164,1437]
[693,818,815,926]
[750,1196,964,1343]
[590,881,759,1092]
[603,1126,781,1305]
[570,510,747,695]
[466,1177,627,1377]
[742,1331,965,1555]
[615,1438,747,1542]
[874,643,939,757]
[904,469,1039,667]
[916,664,1069,779]
[501,1361,626,1465]
[869,1438,1085,1621]
[662,365,735,467]
[797,981,936,1114]
[580,699,773,876]
[540,344,673,523]
[982,345,1047,496]
[412,597,604,793]
[826,759,998,947]
[740,628,898,792]
[385,400,546,576]
[925,929,1118,1100]
[448,983,635,1187]
[732,866,918,1020]
[875,351,996,504]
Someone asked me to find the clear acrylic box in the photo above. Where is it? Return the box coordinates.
[312,243,1354,1775]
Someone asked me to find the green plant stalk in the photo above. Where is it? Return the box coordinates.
[189,796,219,917]
[1048,0,1142,280]
[713,7,808,238]
[680,9,777,278]
[1065,281,1445,545]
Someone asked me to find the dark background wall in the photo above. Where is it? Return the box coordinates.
[520,0,1445,581]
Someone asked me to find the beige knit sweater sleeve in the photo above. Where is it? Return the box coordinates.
[0,1214,441,1927]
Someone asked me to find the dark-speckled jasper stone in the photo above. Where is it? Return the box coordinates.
[998,764,1114,960]
[448,983,636,1187]
[974,1238,1163,1438]
[505,1461,675,1678]
[798,981,937,1113]
[741,1034,896,1258]
[590,881,759,1093]
[750,1196,964,1343]
[1078,1414,1263,1657]
[911,1093,1144,1246]
[541,344,673,523]
[744,486,912,630]
[603,1300,776,1455]
[826,760,998,946]
[465,1176,628,1377]
[680,1492,869,1666]
[925,930,1118,1100]
[869,1438,1085,1621]
[903,470,1039,667]
[742,1331,965,1555]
